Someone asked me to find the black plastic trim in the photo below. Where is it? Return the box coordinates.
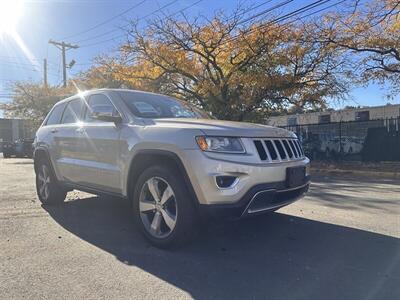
[127,149,200,207]
[62,182,125,199]
[199,176,310,219]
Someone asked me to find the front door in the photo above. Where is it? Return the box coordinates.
[77,93,122,194]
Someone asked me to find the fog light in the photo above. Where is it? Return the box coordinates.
[215,176,237,188]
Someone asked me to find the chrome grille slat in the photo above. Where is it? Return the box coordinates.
[254,140,268,160]
[293,140,302,156]
[288,140,299,158]
[264,140,278,160]
[274,140,287,160]
[296,140,304,156]
[282,140,293,158]
[271,140,281,160]
[253,138,305,162]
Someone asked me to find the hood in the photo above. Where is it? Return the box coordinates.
[146,118,295,138]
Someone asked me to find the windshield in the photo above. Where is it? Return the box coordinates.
[118,91,210,119]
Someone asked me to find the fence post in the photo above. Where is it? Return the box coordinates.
[339,121,342,160]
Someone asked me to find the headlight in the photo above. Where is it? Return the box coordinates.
[196,136,245,153]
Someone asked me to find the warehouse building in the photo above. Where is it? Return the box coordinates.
[266,104,400,127]
[0,118,35,143]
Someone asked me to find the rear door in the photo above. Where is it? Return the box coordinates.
[78,93,122,193]
[53,98,86,183]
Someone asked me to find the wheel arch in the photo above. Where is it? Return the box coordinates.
[126,149,199,207]
[33,147,51,174]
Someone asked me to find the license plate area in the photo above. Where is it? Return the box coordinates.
[286,166,306,188]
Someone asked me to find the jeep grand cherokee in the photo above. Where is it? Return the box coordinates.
[34,89,310,247]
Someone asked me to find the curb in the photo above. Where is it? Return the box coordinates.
[310,168,400,179]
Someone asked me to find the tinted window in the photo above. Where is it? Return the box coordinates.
[61,99,84,124]
[46,103,66,125]
[84,94,118,122]
[118,91,209,119]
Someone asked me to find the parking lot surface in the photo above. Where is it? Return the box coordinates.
[1,157,399,300]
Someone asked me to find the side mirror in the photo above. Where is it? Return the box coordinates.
[90,105,122,123]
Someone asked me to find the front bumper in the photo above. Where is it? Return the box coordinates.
[181,149,310,206]
[199,178,310,219]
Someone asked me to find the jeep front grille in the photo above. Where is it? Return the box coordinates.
[253,139,304,161]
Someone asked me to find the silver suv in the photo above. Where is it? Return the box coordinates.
[34,89,310,247]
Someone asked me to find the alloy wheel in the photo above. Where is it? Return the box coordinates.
[139,177,177,239]
[38,165,51,201]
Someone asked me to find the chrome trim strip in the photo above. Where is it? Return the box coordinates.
[262,140,272,162]
[247,198,298,214]
[271,140,282,161]
[241,182,310,217]
[214,175,240,190]
[275,182,310,193]
[280,140,290,160]
[240,189,275,217]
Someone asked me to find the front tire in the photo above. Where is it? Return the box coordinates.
[35,159,67,205]
[132,165,198,248]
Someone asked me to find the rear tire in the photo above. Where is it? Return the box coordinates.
[132,165,198,248]
[35,158,67,205]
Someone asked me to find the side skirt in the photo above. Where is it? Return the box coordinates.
[62,182,127,200]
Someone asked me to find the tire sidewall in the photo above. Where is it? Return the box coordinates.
[132,165,196,248]
[35,158,66,205]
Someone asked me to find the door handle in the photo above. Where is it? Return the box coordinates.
[50,128,58,133]
[76,128,85,134]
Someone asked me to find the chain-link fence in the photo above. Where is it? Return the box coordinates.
[282,117,400,161]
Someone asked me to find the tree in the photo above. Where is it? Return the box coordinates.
[1,8,357,122]
[321,0,400,95]
[97,10,349,121]
[0,82,73,127]
[0,64,126,125]
[73,63,128,90]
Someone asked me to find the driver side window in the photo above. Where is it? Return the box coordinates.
[84,94,118,122]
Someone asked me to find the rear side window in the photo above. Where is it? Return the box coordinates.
[46,103,66,125]
[61,99,84,124]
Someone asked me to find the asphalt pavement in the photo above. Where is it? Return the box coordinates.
[1,157,399,300]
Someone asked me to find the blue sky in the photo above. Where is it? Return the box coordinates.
[0,0,399,117]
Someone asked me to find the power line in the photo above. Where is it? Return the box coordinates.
[79,0,305,48]
[0,55,42,62]
[234,0,276,20]
[237,0,295,26]
[0,60,60,75]
[0,60,41,68]
[163,0,204,18]
[55,0,345,74]
[0,56,58,68]
[223,0,336,45]
[78,0,222,48]
[60,0,148,40]
[76,0,181,46]
[173,0,342,62]
[284,0,346,25]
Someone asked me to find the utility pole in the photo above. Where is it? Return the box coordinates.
[48,39,79,87]
[43,58,47,88]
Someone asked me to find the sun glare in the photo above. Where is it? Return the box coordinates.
[0,0,22,34]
